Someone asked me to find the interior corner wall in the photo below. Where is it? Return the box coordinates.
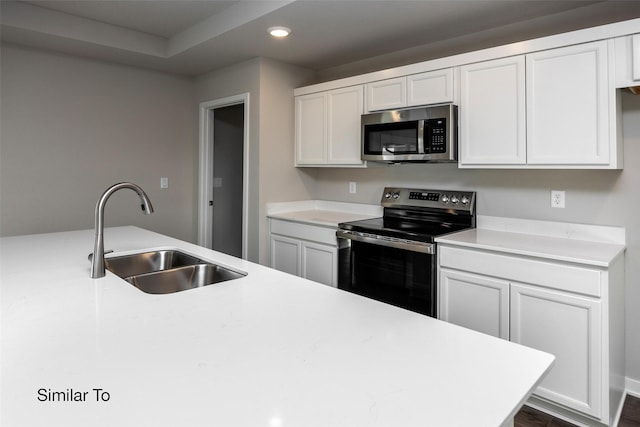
[194,58,262,262]
[0,44,198,242]
[257,58,317,265]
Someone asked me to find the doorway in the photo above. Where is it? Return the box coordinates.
[198,94,249,259]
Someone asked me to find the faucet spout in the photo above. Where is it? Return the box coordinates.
[91,182,154,278]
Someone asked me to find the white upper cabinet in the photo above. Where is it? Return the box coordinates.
[295,85,364,167]
[634,34,640,81]
[365,77,406,112]
[407,68,455,106]
[295,92,327,165]
[614,33,640,87]
[459,56,526,166]
[327,85,364,164]
[460,40,621,169]
[526,41,612,166]
[295,22,634,169]
[366,69,455,112]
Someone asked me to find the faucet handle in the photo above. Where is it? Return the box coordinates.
[88,249,113,262]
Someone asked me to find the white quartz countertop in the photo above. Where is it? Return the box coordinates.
[436,227,625,267]
[267,200,382,227]
[268,209,377,227]
[1,227,553,427]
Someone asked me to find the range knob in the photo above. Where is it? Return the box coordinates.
[451,195,459,204]
[461,196,470,205]
[384,192,392,199]
[441,195,450,204]
[392,192,400,199]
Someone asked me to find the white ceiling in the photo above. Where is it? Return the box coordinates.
[2,0,640,77]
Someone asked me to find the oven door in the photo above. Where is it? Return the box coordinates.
[336,230,436,317]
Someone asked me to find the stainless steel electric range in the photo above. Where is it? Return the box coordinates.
[336,187,476,317]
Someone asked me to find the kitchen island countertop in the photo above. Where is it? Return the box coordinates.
[1,226,553,427]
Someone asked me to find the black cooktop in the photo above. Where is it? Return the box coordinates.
[338,187,477,243]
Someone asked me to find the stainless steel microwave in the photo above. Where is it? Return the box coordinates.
[361,104,457,163]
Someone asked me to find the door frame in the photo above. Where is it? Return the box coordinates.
[197,93,250,259]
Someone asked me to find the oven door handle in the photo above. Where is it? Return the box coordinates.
[336,230,435,254]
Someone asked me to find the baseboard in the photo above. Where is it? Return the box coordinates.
[626,377,640,398]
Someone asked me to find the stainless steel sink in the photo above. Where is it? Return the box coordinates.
[104,250,246,294]
[125,264,246,294]
[105,250,202,278]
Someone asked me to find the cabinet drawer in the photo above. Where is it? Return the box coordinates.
[270,219,337,246]
[439,246,601,297]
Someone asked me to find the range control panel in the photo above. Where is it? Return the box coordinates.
[381,187,475,213]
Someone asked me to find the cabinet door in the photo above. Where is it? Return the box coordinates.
[526,41,610,166]
[327,86,364,165]
[439,269,509,339]
[459,56,526,166]
[366,77,406,112]
[270,235,301,276]
[407,68,454,106]
[510,283,602,418]
[633,34,640,82]
[301,241,337,287]
[295,92,327,165]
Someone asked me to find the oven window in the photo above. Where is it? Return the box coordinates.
[341,240,435,316]
[363,121,419,155]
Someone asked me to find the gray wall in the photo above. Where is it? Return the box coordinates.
[0,45,197,242]
[313,91,640,382]
[256,58,317,265]
[195,58,262,261]
[0,45,316,264]
[194,57,315,263]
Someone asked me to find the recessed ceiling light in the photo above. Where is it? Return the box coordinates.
[268,26,291,38]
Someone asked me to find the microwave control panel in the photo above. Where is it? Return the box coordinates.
[425,118,446,153]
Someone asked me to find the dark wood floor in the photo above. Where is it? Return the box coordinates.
[514,394,640,427]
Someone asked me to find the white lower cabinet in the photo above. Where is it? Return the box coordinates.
[439,269,509,339]
[510,283,602,418]
[438,244,625,426]
[270,234,301,276]
[301,241,336,286]
[269,219,338,287]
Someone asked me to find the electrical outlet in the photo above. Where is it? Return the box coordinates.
[551,190,565,208]
[349,182,357,194]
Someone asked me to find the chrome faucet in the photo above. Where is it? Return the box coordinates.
[91,182,154,278]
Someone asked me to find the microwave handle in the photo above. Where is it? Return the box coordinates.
[417,119,426,154]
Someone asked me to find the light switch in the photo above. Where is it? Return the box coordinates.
[160,177,169,189]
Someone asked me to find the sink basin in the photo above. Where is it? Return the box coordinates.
[105,250,202,278]
[125,264,246,294]
[104,249,246,294]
